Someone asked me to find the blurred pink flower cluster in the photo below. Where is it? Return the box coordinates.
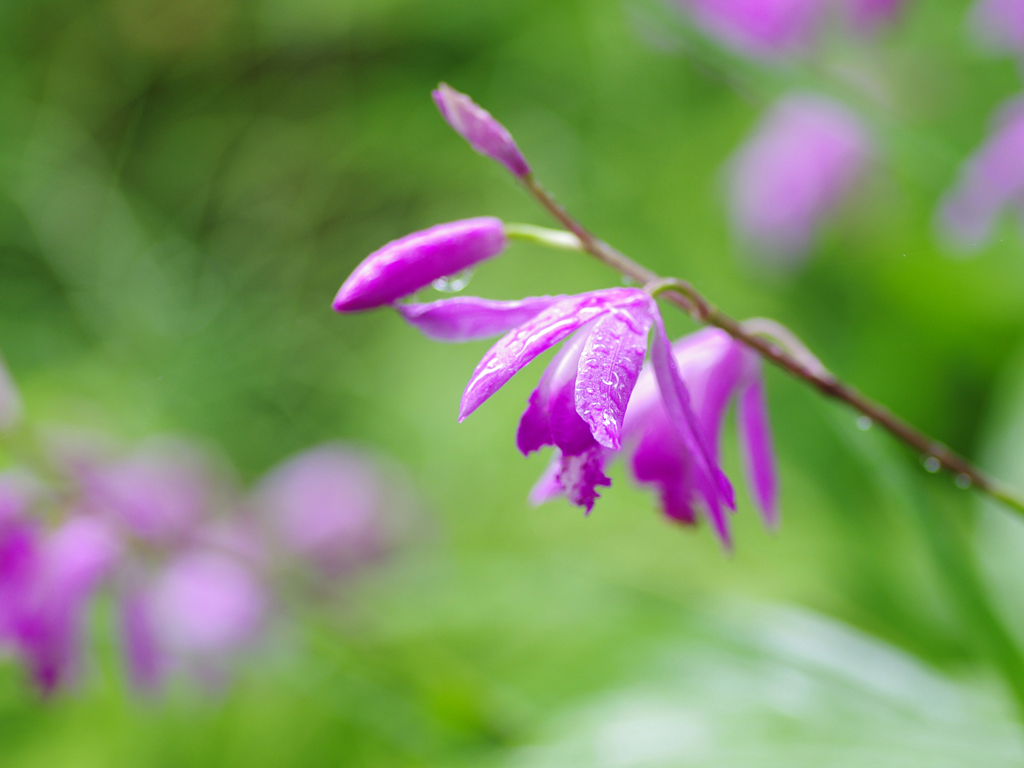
[674,0,904,59]
[0,363,409,695]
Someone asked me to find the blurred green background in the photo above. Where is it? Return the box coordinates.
[3,0,1024,765]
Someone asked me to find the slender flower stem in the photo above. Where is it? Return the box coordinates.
[516,174,1024,518]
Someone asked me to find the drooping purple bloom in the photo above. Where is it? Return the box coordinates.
[333,218,508,312]
[676,0,827,58]
[408,288,731,515]
[13,516,122,692]
[432,83,531,177]
[621,328,778,546]
[255,444,387,577]
[728,94,871,265]
[970,0,1024,58]
[937,97,1024,252]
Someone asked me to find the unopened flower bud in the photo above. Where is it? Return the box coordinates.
[333,217,507,312]
[432,83,530,177]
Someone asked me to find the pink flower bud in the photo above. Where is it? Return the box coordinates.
[333,217,507,312]
[432,83,530,177]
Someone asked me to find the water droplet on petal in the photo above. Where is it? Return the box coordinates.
[922,456,941,473]
[432,267,475,293]
[955,473,971,489]
[856,416,872,431]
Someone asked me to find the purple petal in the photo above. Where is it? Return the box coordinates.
[650,316,734,547]
[574,303,654,451]
[630,418,697,526]
[398,295,566,342]
[938,97,1024,252]
[333,217,507,312]
[528,453,565,506]
[675,329,746,459]
[432,84,531,177]
[556,447,612,513]
[17,517,121,692]
[738,373,779,528]
[459,289,650,421]
[517,388,553,455]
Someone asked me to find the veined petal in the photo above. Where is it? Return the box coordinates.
[516,321,596,456]
[575,303,654,450]
[398,295,567,342]
[738,372,779,528]
[650,316,735,545]
[459,289,649,421]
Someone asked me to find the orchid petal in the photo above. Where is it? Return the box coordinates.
[399,295,567,342]
[528,453,564,506]
[650,316,735,547]
[630,419,697,525]
[459,289,649,421]
[556,447,612,513]
[575,303,654,450]
[738,372,779,528]
[516,322,596,455]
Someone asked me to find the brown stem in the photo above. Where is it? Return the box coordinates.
[519,174,1024,517]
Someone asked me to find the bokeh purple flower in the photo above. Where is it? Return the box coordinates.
[77,441,213,546]
[937,96,1024,253]
[255,444,391,577]
[727,94,871,266]
[970,0,1024,58]
[676,0,827,58]
[333,217,508,312]
[433,83,531,177]
[12,516,122,692]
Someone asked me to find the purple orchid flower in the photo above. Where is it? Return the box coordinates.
[333,217,508,312]
[13,516,122,692]
[728,94,871,266]
[402,288,733,515]
[119,549,266,691]
[621,328,777,547]
[676,0,827,58]
[937,96,1024,252]
[432,83,531,178]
